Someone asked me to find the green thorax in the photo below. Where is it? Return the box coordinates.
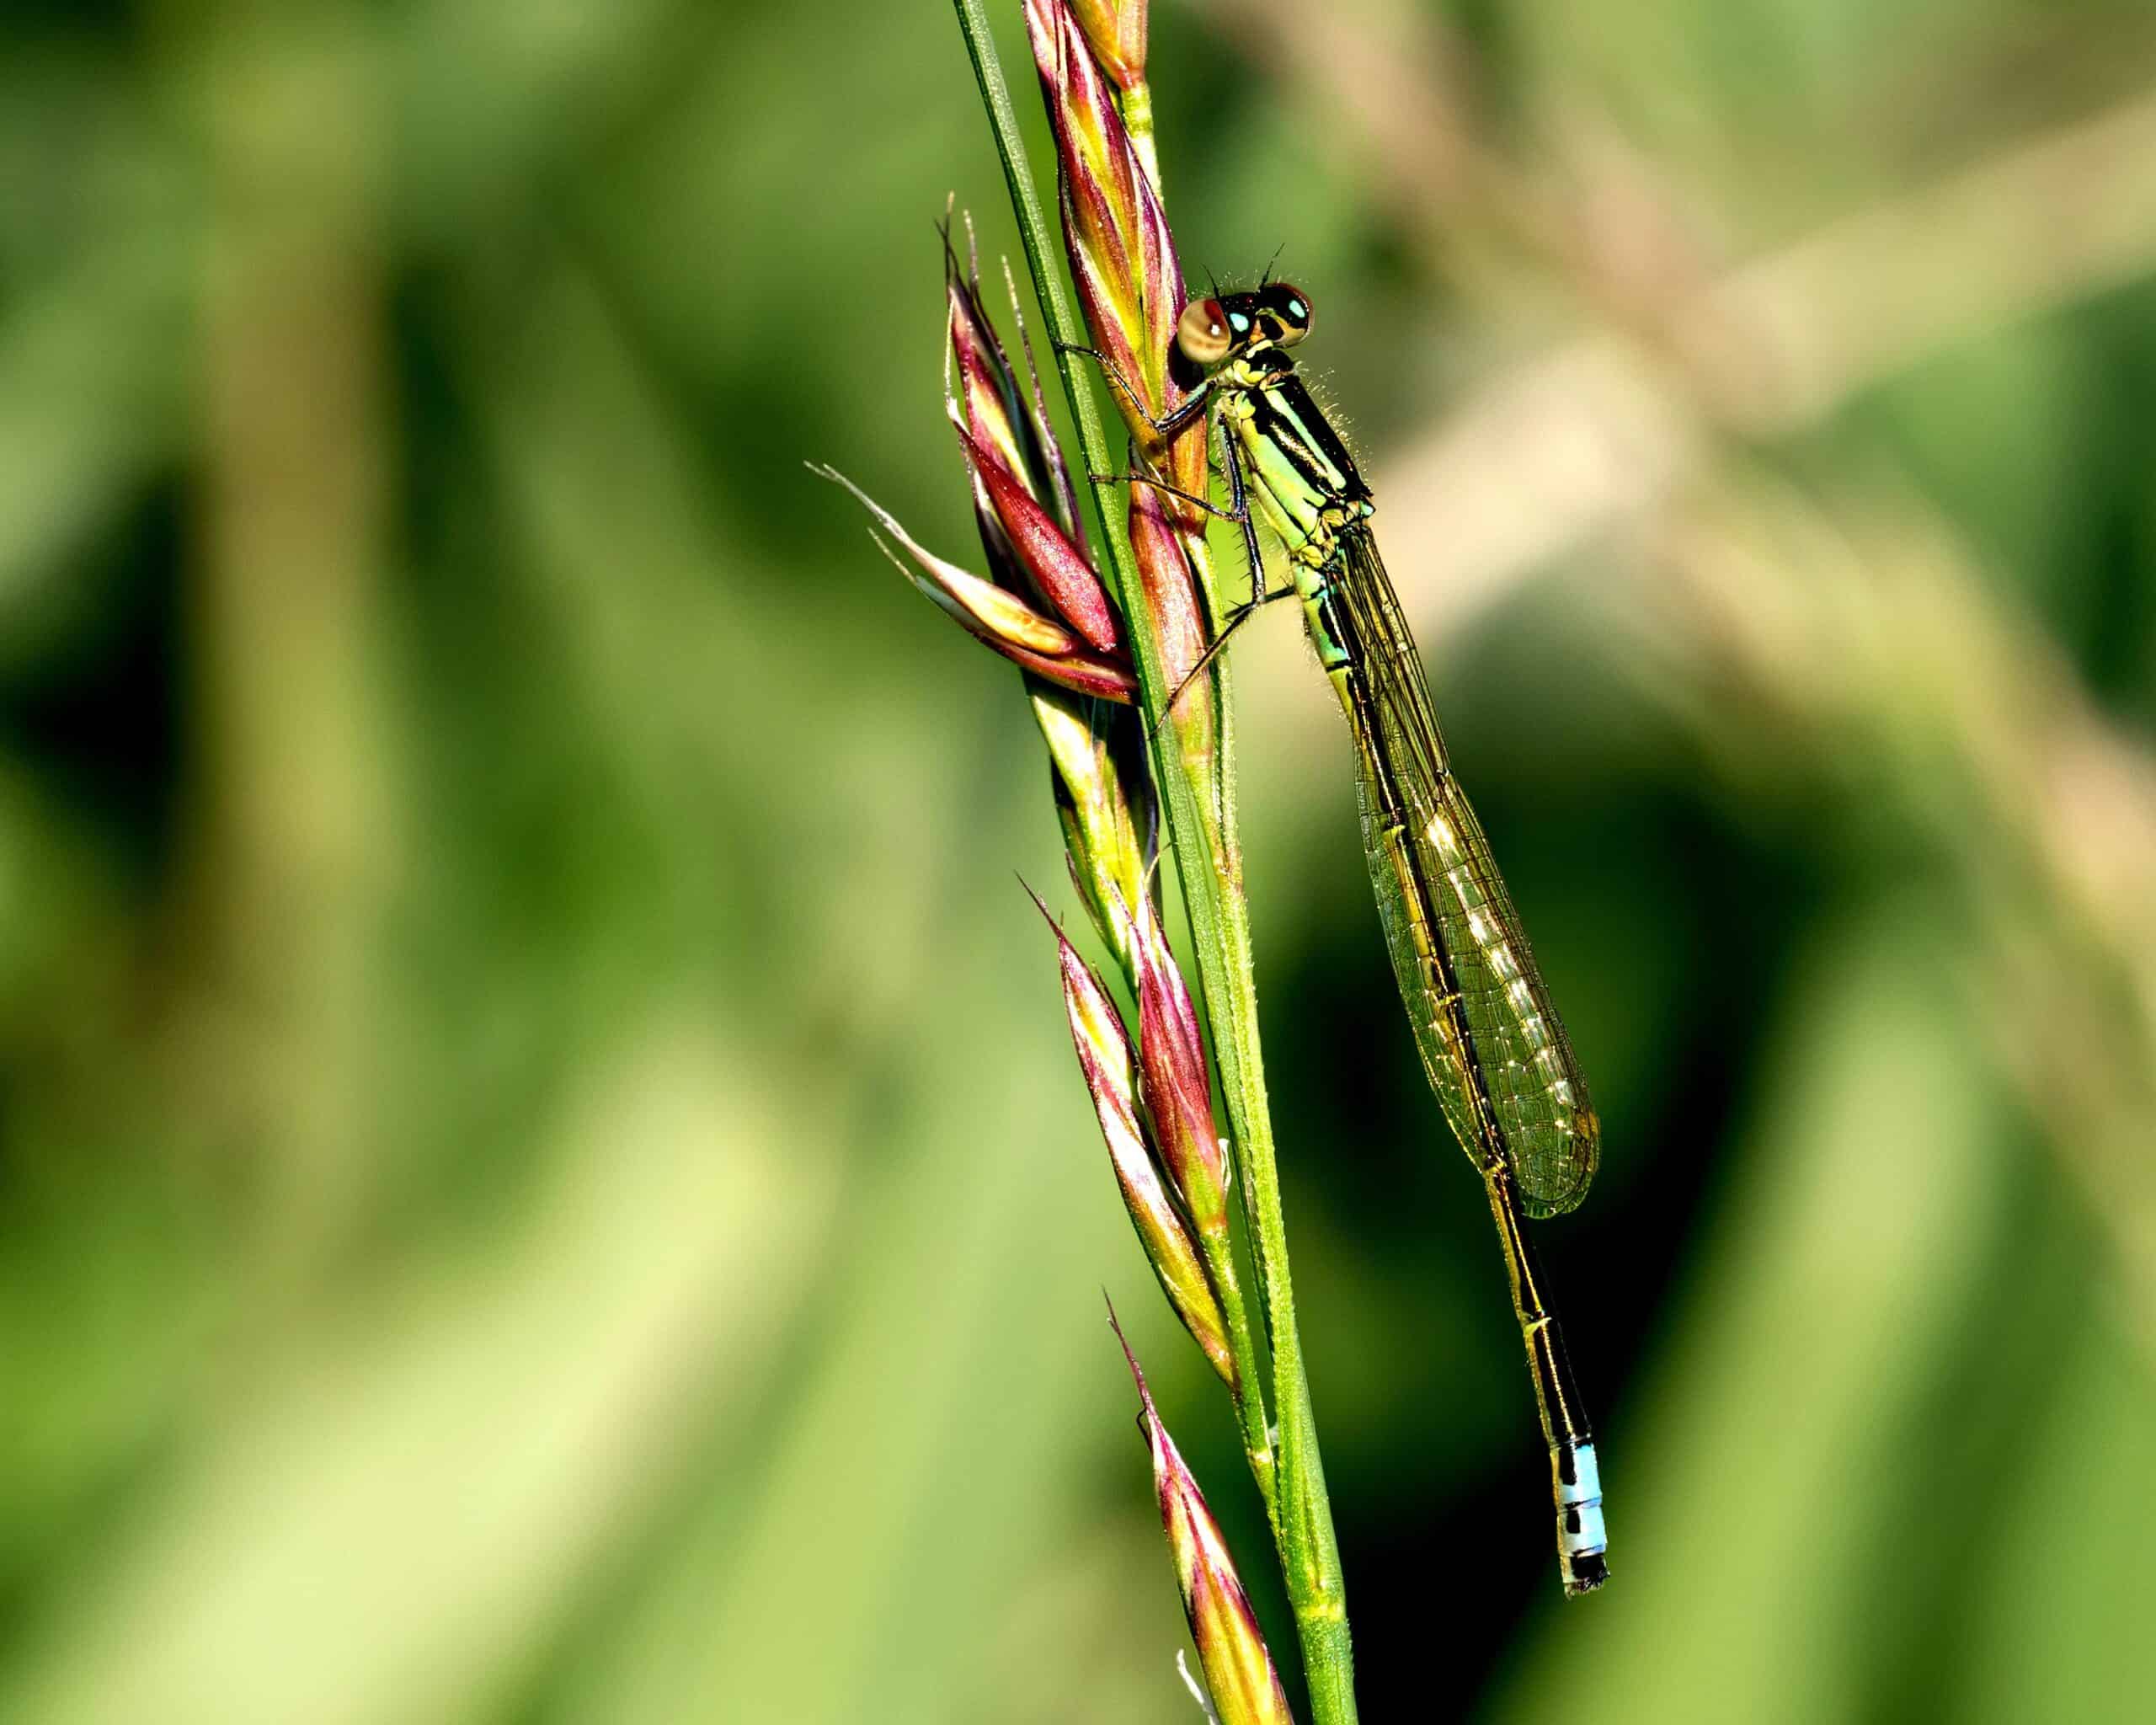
[1216,358,1375,581]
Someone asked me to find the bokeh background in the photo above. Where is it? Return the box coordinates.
[5,0,2155,1720]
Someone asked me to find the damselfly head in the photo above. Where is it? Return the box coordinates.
[1174,283,1315,367]
[1253,282,1314,347]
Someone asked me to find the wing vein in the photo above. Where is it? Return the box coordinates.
[1327,530,1599,1215]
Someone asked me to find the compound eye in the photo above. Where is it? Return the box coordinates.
[1176,298,1233,366]
[1274,285,1313,345]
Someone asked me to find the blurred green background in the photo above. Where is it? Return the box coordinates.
[5,0,2156,1720]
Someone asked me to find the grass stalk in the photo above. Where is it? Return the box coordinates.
[951,5,1356,1717]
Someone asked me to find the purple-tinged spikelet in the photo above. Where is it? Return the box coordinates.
[1025,0,1215,788]
[1111,1309,1295,1725]
[1039,896,1235,1386]
[1115,887,1229,1239]
[808,463,1134,702]
[810,217,1141,703]
[1068,0,1148,92]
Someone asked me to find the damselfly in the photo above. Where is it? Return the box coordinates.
[1075,283,1609,1594]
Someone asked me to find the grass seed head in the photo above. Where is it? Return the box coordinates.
[809,214,1143,704]
[1111,1310,1295,1725]
[809,462,1135,702]
[945,222,1131,662]
[1041,902,1235,1386]
[1022,0,1199,501]
[957,424,1123,656]
[1026,0,1215,781]
[1126,482,1214,774]
[1035,690,1157,975]
[1069,0,1148,92]
[1115,884,1228,1240]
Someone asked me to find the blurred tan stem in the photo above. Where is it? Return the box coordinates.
[179,15,391,1286]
